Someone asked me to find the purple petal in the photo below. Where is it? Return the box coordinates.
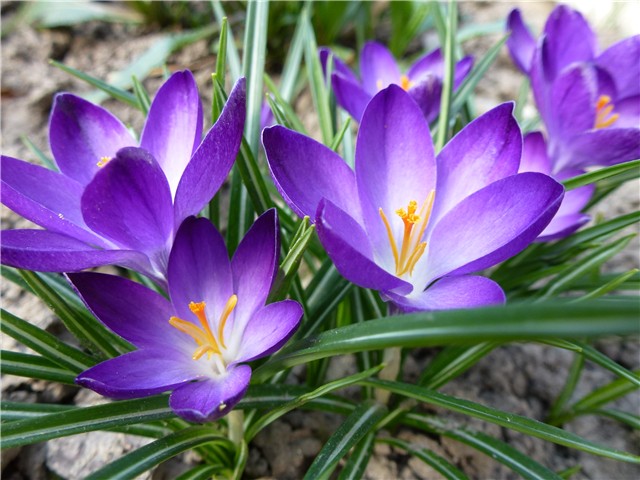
[263,125,360,221]
[407,49,443,81]
[360,42,401,94]
[537,213,590,241]
[519,132,551,175]
[81,147,173,256]
[76,349,196,399]
[173,78,246,225]
[506,8,536,73]
[1,229,151,273]
[542,5,596,80]
[49,93,135,186]
[67,272,184,350]
[168,217,233,324]
[319,47,359,84]
[596,35,640,97]
[407,76,442,123]
[425,173,564,281]
[432,103,521,225]
[355,85,436,267]
[547,64,596,138]
[613,95,640,129]
[169,364,251,423]
[565,128,640,169]
[230,209,279,334]
[1,156,104,246]
[331,73,373,123]
[234,300,302,363]
[316,198,412,295]
[453,56,474,89]
[140,70,203,196]
[387,275,505,312]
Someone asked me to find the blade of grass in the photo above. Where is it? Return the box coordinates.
[434,0,456,152]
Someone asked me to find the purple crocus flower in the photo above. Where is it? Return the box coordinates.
[507,5,640,172]
[319,41,473,123]
[263,85,564,312]
[1,72,246,284]
[69,210,302,423]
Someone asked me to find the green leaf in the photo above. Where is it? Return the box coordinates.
[589,409,640,430]
[20,135,55,170]
[23,0,142,27]
[0,308,95,372]
[211,1,242,81]
[572,269,639,301]
[548,353,585,421]
[242,0,269,156]
[131,75,151,114]
[264,73,308,133]
[214,16,228,91]
[403,413,563,480]
[302,6,333,145]
[85,427,232,480]
[254,300,640,381]
[176,465,226,480]
[419,342,498,389]
[563,160,640,191]
[337,432,375,480]
[1,395,174,448]
[303,401,387,480]
[364,379,639,463]
[279,10,306,101]
[380,437,468,480]
[434,0,457,152]
[237,384,355,415]
[1,350,77,385]
[246,364,384,441]
[572,374,639,413]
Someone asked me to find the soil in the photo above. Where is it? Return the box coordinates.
[1,2,639,479]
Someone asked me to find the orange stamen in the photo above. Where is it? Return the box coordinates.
[399,74,413,91]
[97,156,111,167]
[594,95,619,129]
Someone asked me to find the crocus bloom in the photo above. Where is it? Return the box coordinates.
[320,41,473,123]
[1,72,245,284]
[507,5,640,172]
[519,132,594,241]
[263,85,564,312]
[69,210,302,423]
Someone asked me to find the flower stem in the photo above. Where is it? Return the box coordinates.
[227,410,244,445]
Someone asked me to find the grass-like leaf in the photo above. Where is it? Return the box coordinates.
[303,401,387,480]
[1,351,77,385]
[337,432,375,480]
[365,379,639,463]
[419,342,499,389]
[20,135,55,169]
[434,0,457,152]
[85,427,232,480]
[563,160,640,191]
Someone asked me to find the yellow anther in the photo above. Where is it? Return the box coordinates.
[380,192,435,277]
[400,74,413,91]
[594,95,619,129]
[217,295,237,350]
[97,156,111,167]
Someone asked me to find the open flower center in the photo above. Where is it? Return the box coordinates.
[379,191,435,277]
[375,75,414,92]
[96,156,111,167]
[169,295,238,363]
[594,95,619,129]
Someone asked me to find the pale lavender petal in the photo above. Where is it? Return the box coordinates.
[431,103,521,225]
[386,276,505,312]
[263,125,360,222]
[613,95,640,129]
[169,364,251,423]
[547,65,596,138]
[1,230,151,273]
[506,8,536,73]
[140,70,203,196]
[168,216,232,324]
[537,213,590,242]
[331,73,373,123]
[425,173,564,281]
[230,209,279,334]
[81,147,173,255]
[355,85,436,267]
[316,198,412,295]
[595,35,640,97]
[542,5,596,80]
[566,128,640,169]
[519,132,551,175]
[173,78,246,225]
[360,42,401,94]
[67,272,185,350]
[233,300,302,363]
[49,93,135,186]
[1,156,104,246]
[76,349,196,399]
[319,47,359,84]
[407,49,443,81]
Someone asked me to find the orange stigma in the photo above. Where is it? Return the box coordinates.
[399,74,413,91]
[97,156,111,167]
[594,95,619,129]
[169,295,238,361]
[379,191,435,277]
